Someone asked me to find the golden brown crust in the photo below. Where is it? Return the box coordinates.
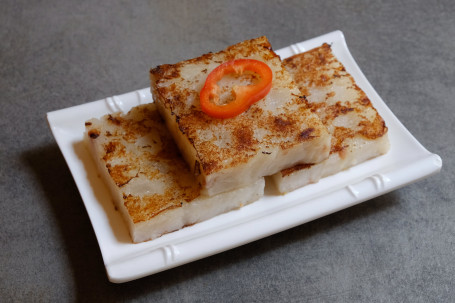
[86,104,200,224]
[282,43,388,159]
[281,163,313,177]
[150,37,330,182]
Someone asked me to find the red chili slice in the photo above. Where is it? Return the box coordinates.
[199,59,273,119]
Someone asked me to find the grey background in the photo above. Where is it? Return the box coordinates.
[1,0,454,302]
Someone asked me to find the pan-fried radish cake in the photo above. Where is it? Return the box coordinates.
[85,103,265,243]
[272,44,390,193]
[150,37,331,196]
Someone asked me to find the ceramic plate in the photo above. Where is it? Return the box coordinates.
[47,30,442,283]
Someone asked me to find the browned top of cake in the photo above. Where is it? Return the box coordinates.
[86,104,200,223]
[280,44,388,177]
[150,37,330,177]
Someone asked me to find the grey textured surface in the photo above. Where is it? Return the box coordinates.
[1,0,454,302]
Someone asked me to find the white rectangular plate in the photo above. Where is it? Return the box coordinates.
[47,30,442,283]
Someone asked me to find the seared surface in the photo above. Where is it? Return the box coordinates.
[86,104,200,224]
[150,37,331,195]
[273,44,389,193]
[283,44,387,151]
[85,104,264,242]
